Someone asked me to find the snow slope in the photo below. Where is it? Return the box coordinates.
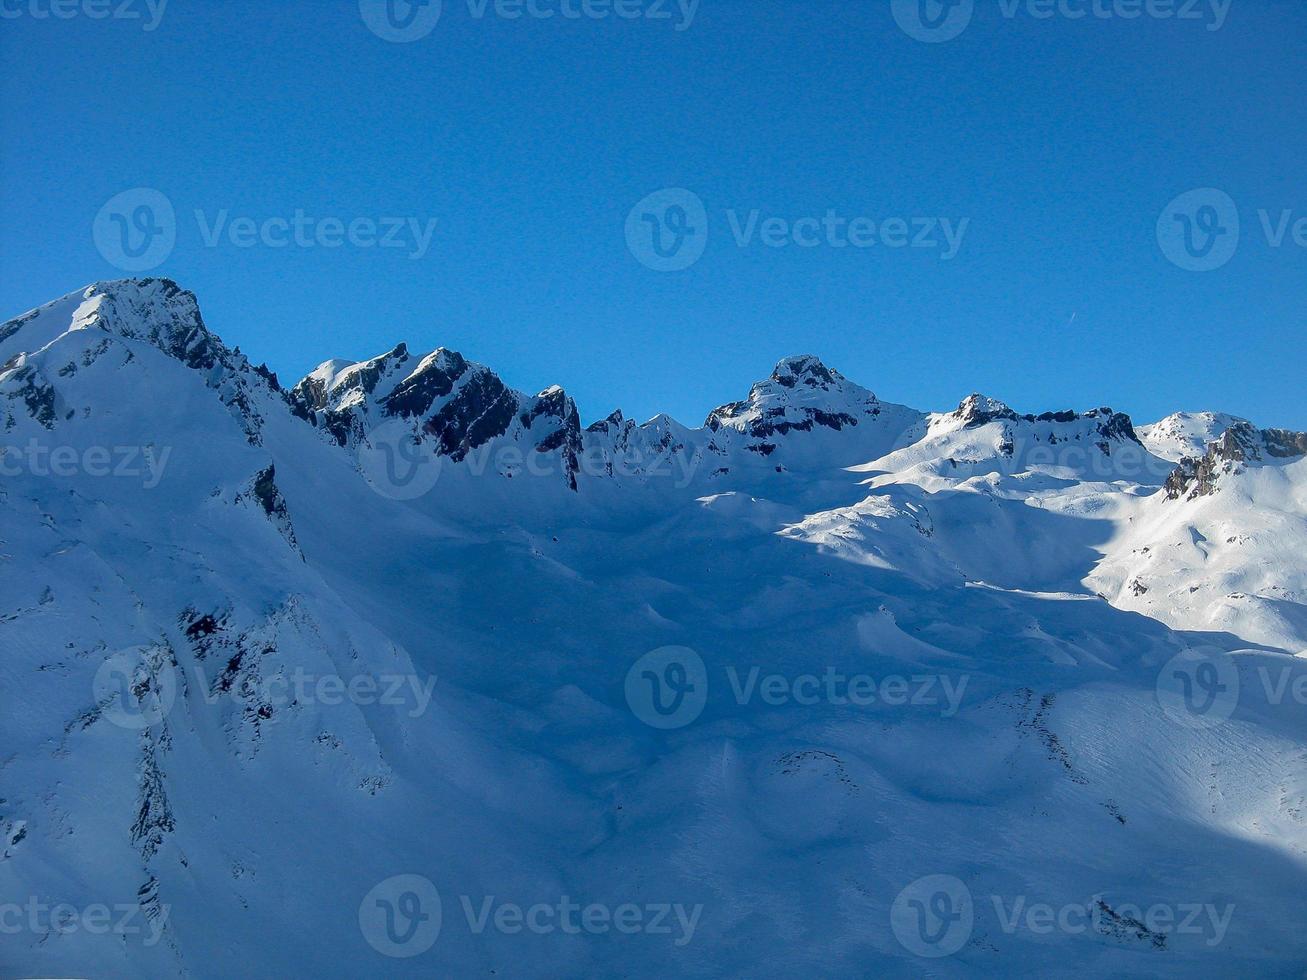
[3,279,1306,977]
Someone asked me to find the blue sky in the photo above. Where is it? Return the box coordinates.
[2,0,1303,428]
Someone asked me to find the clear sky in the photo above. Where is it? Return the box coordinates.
[2,0,1303,429]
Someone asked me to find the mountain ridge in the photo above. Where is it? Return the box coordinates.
[4,277,1307,977]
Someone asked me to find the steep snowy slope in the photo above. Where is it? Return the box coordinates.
[1139,411,1249,462]
[815,393,1174,594]
[3,280,1307,978]
[1092,423,1307,650]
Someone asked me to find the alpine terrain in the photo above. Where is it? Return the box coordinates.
[2,278,1306,977]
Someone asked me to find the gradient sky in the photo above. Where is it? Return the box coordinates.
[2,0,1304,428]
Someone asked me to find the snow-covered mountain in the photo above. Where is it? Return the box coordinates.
[3,279,1307,977]
[1138,410,1251,462]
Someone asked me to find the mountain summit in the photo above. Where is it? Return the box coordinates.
[3,279,1307,977]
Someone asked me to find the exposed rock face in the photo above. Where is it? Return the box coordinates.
[1264,428,1307,459]
[383,349,467,419]
[290,344,584,489]
[1165,421,1307,499]
[926,393,1146,469]
[704,355,874,441]
[952,393,1019,428]
[5,278,1307,977]
[1138,411,1248,462]
[1,278,282,445]
[2,365,57,429]
[239,464,300,553]
[424,366,518,460]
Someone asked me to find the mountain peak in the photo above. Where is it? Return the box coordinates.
[951,393,1018,427]
[1138,410,1249,462]
[770,354,839,388]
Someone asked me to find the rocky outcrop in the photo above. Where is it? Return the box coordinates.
[1166,422,1307,500]
[704,355,879,441]
[291,343,584,490]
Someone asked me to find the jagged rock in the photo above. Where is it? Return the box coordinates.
[383,349,467,418]
[1166,422,1307,500]
[952,393,1019,428]
[237,464,300,553]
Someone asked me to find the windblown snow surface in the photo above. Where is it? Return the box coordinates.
[2,279,1306,977]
